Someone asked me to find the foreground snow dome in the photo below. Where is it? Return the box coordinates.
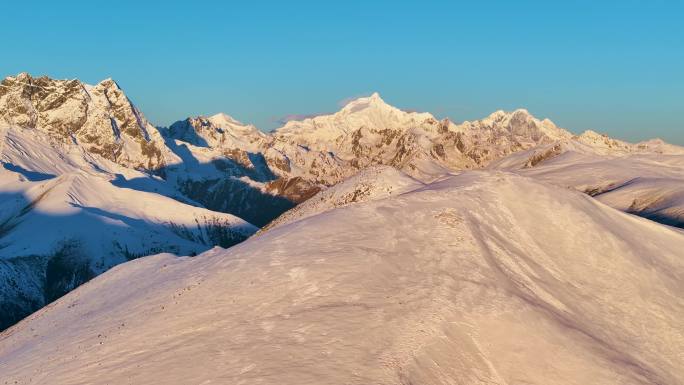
[1,172,682,385]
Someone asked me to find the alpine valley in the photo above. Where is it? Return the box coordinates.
[1,73,683,384]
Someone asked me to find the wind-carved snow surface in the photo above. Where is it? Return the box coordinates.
[1,172,683,385]
[490,135,684,229]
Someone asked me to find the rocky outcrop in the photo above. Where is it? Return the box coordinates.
[0,73,173,171]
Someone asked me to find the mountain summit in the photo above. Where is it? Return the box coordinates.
[338,92,398,113]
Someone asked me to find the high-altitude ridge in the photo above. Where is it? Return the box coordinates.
[2,72,683,335]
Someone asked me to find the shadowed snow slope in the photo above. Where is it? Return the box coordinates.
[0,125,257,330]
[1,172,683,385]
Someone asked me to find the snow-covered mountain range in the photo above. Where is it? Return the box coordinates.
[158,91,579,227]
[1,71,683,343]
[166,92,574,189]
[2,171,682,384]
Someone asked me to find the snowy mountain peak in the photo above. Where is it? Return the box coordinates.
[366,91,385,104]
[12,72,30,81]
[579,129,605,139]
[460,108,571,141]
[208,112,244,126]
[94,78,124,94]
[483,108,535,123]
[206,113,263,137]
[576,129,631,151]
[166,113,266,151]
[348,91,383,103]
[572,129,684,155]
[338,92,399,114]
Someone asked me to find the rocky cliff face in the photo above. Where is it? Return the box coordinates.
[0,73,173,171]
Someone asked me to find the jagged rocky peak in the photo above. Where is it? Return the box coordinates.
[0,72,171,171]
[0,72,89,131]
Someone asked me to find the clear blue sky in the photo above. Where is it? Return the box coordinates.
[2,1,682,143]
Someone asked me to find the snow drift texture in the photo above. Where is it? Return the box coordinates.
[1,171,683,385]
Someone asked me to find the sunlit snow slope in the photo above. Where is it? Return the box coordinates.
[1,172,682,385]
[262,165,424,231]
[490,138,684,228]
